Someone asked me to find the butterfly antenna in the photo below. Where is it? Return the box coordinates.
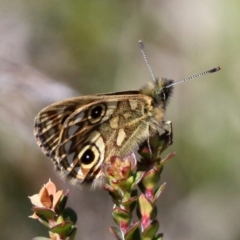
[139,40,157,82]
[166,66,221,88]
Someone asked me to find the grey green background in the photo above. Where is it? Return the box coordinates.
[0,1,239,239]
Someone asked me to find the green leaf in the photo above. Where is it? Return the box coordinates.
[141,169,160,190]
[105,185,122,205]
[50,221,73,236]
[124,222,140,240]
[121,196,138,212]
[133,171,145,186]
[56,192,68,215]
[109,227,123,240]
[160,152,175,165]
[32,207,55,222]
[112,207,131,226]
[62,207,78,224]
[137,194,153,219]
[68,226,77,240]
[153,182,166,203]
[142,220,159,239]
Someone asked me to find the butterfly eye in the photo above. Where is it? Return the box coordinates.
[158,91,166,102]
[162,92,166,100]
[88,104,106,124]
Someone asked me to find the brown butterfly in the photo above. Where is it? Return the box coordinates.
[34,41,220,187]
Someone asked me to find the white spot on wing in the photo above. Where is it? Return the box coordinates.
[109,116,119,129]
[68,125,80,136]
[73,112,84,124]
[64,140,72,153]
[129,100,138,110]
[116,129,126,146]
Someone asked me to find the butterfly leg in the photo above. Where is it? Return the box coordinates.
[146,135,153,158]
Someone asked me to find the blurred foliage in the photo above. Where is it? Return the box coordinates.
[0,0,240,240]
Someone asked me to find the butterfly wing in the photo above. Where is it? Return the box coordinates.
[34,92,162,185]
[34,96,92,161]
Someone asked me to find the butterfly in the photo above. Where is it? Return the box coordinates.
[34,41,221,187]
[34,77,173,186]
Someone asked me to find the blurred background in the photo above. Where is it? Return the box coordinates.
[0,0,239,239]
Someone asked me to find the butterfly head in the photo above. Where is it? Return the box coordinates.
[140,78,174,109]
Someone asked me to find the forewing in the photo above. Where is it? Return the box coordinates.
[34,92,156,185]
[34,97,92,161]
